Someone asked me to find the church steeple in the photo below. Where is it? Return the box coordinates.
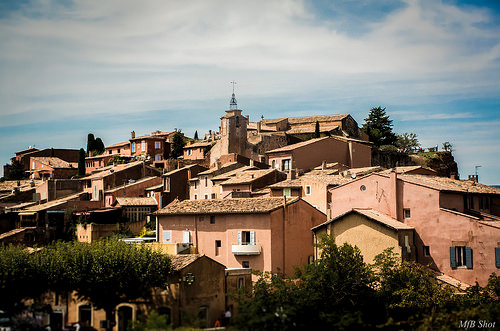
[229,80,238,110]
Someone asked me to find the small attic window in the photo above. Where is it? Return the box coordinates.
[360,185,366,191]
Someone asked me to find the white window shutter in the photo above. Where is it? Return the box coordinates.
[250,231,255,245]
[237,231,242,245]
[183,231,191,243]
[163,231,171,244]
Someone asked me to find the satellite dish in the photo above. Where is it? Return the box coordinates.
[351,173,356,179]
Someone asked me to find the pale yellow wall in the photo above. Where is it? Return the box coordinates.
[329,213,400,264]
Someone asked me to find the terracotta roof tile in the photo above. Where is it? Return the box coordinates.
[31,157,77,169]
[266,137,330,153]
[115,197,157,206]
[82,161,146,180]
[170,254,202,271]
[184,141,214,149]
[220,169,275,185]
[398,174,500,194]
[287,114,350,124]
[105,141,130,149]
[156,197,298,215]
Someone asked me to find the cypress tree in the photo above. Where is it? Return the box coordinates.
[78,148,86,176]
[314,121,320,138]
[194,130,199,140]
[87,134,95,153]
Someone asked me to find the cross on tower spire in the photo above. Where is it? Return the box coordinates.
[229,80,238,110]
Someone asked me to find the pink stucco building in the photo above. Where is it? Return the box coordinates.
[156,197,326,277]
[266,136,372,173]
[328,171,500,286]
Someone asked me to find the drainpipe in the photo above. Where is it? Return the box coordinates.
[194,215,199,254]
[390,169,399,220]
[282,196,286,274]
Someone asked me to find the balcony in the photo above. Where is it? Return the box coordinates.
[232,243,261,255]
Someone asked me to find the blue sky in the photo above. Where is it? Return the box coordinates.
[1,0,499,184]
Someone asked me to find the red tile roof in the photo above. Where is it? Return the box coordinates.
[156,197,299,215]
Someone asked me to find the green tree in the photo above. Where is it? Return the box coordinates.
[94,137,105,155]
[0,245,43,317]
[314,121,320,138]
[362,106,397,148]
[78,148,86,176]
[442,141,453,152]
[171,132,185,158]
[87,133,95,153]
[396,132,420,151]
[194,130,199,140]
[3,159,27,180]
[234,237,380,330]
[30,240,172,331]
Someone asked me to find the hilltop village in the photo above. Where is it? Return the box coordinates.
[1,92,500,329]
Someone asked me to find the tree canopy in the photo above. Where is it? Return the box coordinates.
[362,107,397,148]
[233,236,500,330]
[194,130,199,140]
[1,240,172,330]
[87,133,105,155]
[396,132,420,151]
[171,132,185,158]
[314,121,320,138]
[3,159,27,180]
[77,148,86,176]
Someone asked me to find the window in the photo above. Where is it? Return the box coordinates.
[194,194,198,200]
[450,246,472,269]
[360,185,366,191]
[155,154,162,161]
[495,247,500,268]
[211,193,216,199]
[32,161,35,169]
[479,196,490,210]
[132,142,136,153]
[271,160,276,169]
[423,246,430,257]
[165,178,170,192]
[403,208,411,219]
[237,277,245,289]
[194,181,198,189]
[210,215,215,224]
[242,261,250,268]
[215,240,221,256]
[162,231,172,244]
[305,185,311,195]
[183,231,191,243]
[187,149,192,156]
[155,141,161,149]
[308,255,314,264]
[141,140,146,151]
[283,188,291,197]
[282,159,291,171]
[238,231,255,245]
[204,194,209,199]
[464,195,474,209]
[236,116,240,128]
[205,177,208,187]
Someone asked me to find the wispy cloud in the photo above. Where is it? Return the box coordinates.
[0,0,499,183]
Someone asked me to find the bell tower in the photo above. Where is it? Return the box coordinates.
[219,82,248,156]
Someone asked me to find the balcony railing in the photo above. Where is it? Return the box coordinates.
[232,243,261,255]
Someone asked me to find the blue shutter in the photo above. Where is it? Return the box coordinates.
[495,247,500,268]
[450,247,456,268]
[465,247,473,269]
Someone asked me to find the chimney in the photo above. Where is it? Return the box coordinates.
[216,160,221,170]
[131,131,135,139]
[321,160,327,170]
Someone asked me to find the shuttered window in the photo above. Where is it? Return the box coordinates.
[450,246,473,269]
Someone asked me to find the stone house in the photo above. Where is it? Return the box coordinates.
[183,141,213,160]
[59,254,234,330]
[163,164,208,205]
[189,162,246,200]
[103,176,162,207]
[328,171,500,286]
[312,208,416,263]
[266,136,372,173]
[28,157,78,180]
[80,161,162,205]
[156,197,326,278]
